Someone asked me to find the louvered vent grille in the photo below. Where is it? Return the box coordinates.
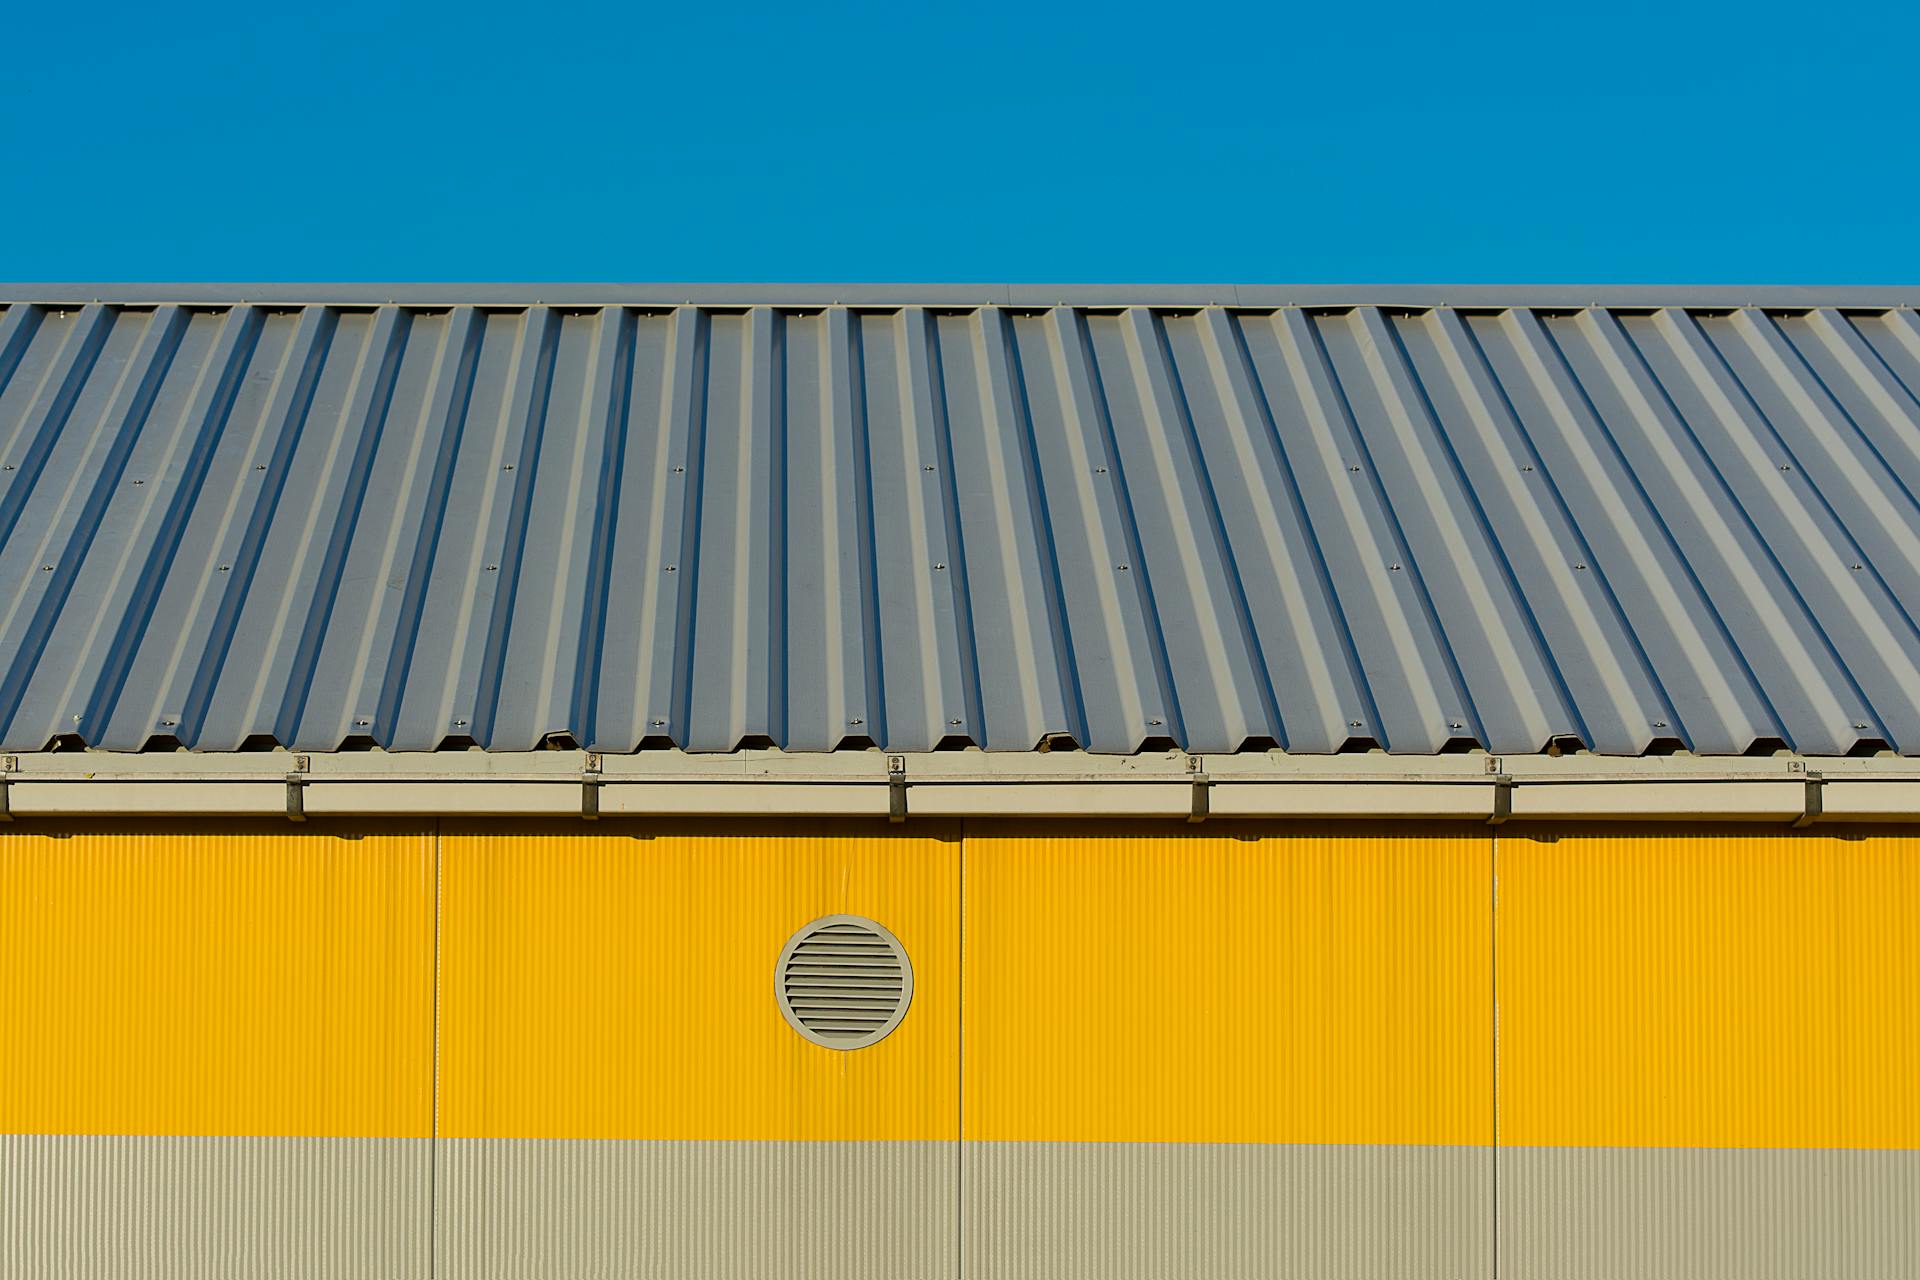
[776,916,913,1049]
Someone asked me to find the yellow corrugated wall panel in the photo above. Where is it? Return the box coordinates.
[437,820,961,1141]
[1498,825,1920,1150]
[963,823,1494,1145]
[0,823,434,1138]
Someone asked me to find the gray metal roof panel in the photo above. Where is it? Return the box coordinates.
[1,292,1916,756]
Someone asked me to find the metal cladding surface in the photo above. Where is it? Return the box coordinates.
[5,819,1920,1278]
[0,1135,430,1280]
[2,294,1920,755]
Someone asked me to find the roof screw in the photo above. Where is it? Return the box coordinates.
[1388,563,1402,571]
[849,718,864,726]
[933,563,946,571]
[217,564,230,572]
[1854,721,1870,730]
[503,464,515,472]
[1449,720,1464,729]
[650,718,667,727]
[923,465,936,472]
[1349,720,1363,728]
[1779,464,1792,471]
[40,564,52,572]
[484,564,498,571]
[1850,563,1863,571]
[1348,465,1360,473]
[948,718,962,726]
[1094,466,1108,474]
[1117,564,1130,571]
[1574,563,1587,570]
[1653,721,1668,729]
[1148,717,1163,726]
[160,718,177,727]
[664,564,677,572]
[453,718,468,727]
[2,464,12,470]
[1521,464,1534,472]
[355,717,371,726]
[255,464,267,471]
[672,465,685,473]
[132,478,144,485]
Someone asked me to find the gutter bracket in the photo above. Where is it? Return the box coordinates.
[888,755,907,823]
[1187,755,1209,823]
[1793,772,1824,827]
[1488,773,1512,826]
[583,752,603,820]
[285,754,310,821]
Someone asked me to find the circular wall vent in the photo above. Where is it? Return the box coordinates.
[776,915,913,1049]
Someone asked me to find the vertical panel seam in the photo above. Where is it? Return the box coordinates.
[430,817,442,1280]
[1491,825,1500,1280]
[957,816,966,1280]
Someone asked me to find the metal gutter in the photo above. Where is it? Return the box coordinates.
[1,751,1914,823]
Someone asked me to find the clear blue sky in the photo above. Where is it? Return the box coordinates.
[6,1,1916,284]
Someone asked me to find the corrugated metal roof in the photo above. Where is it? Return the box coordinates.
[1,290,1917,757]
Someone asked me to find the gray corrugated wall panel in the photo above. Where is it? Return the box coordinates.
[434,1138,956,1280]
[1,295,1917,756]
[0,1134,429,1280]
[964,1140,1490,1280]
[1498,1146,1920,1280]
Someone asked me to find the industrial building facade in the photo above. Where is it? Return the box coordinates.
[1,285,1917,1279]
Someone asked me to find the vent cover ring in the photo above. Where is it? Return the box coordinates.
[776,915,913,1049]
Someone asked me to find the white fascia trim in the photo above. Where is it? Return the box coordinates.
[1,749,1915,822]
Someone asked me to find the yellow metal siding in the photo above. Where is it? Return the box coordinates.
[1497,825,1920,1150]
[0,824,434,1139]
[436,821,961,1141]
[962,823,1494,1145]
